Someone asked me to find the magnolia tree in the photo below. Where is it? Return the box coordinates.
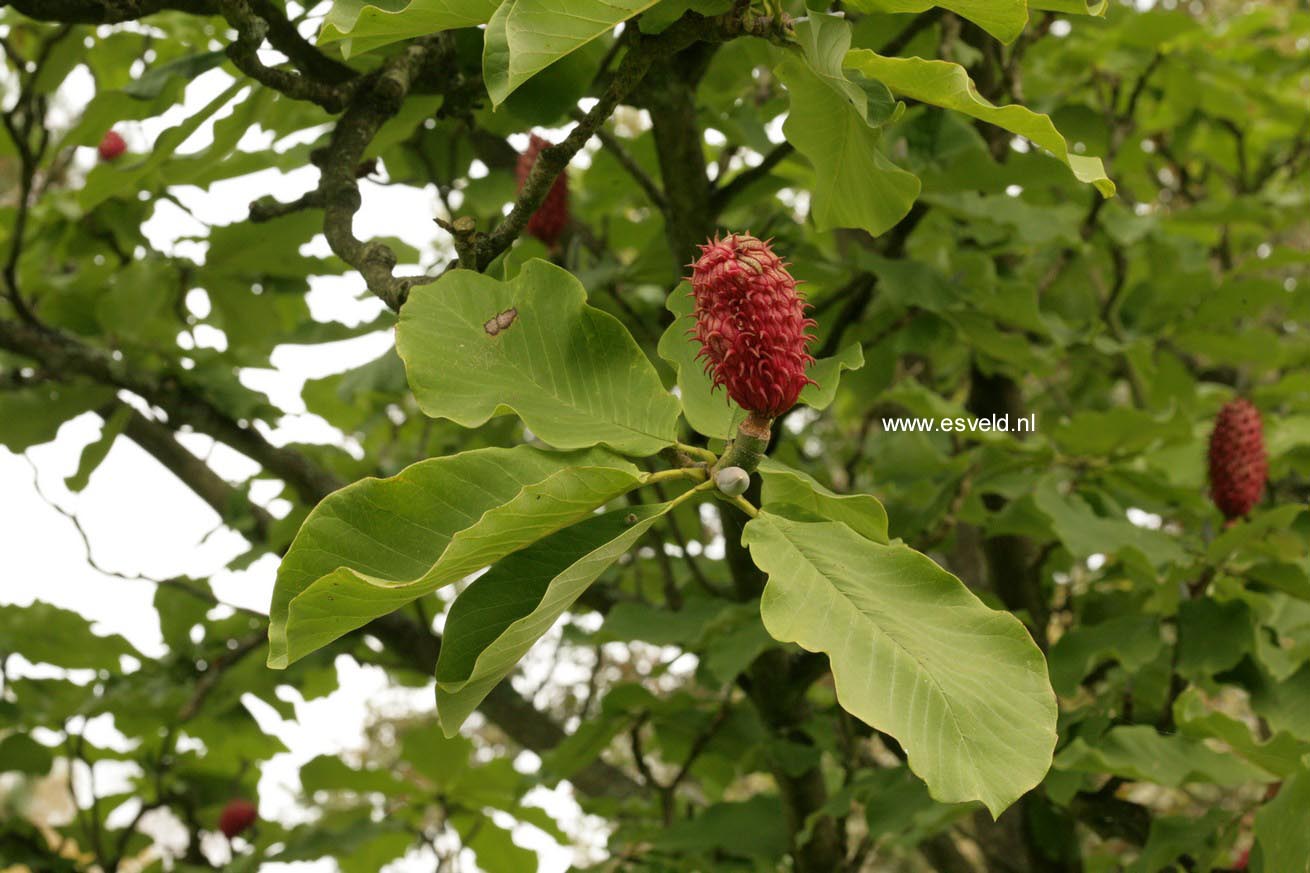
[1,0,1308,871]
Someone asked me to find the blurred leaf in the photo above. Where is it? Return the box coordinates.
[79,80,246,210]
[846,0,1027,44]
[650,795,789,858]
[1253,763,1310,872]
[0,383,113,451]
[1047,615,1164,697]
[123,50,226,100]
[0,733,54,775]
[0,600,137,669]
[1173,688,1310,778]
[1177,597,1253,678]
[1055,725,1274,786]
[65,404,131,493]
[845,52,1115,196]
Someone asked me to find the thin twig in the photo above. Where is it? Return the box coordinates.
[580,114,669,211]
[710,142,794,212]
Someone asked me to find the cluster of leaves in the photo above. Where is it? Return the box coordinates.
[2,0,1309,871]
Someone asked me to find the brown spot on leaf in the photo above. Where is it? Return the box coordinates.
[484,307,519,336]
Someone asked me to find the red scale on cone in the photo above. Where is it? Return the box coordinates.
[688,233,816,419]
[516,134,570,247]
[1207,398,1267,520]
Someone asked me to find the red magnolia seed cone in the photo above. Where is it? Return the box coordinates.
[689,233,816,418]
[98,130,126,161]
[219,798,258,839]
[1207,398,1267,520]
[516,134,570,247]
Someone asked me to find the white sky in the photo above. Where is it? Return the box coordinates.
[0,43,590,871]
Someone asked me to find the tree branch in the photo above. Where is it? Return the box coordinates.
[710,142,794,213]
[0,316,342,504]
[1,25,73,324]
[2,0,216,23]
[218,0,355,111]
[248,0,356,84]
[581,114,669,212]
[252,35,457,310]
[115,403,274,543]
[455,13,750,272]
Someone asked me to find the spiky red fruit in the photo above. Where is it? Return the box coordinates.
[516,134,569,247]
[97,130,126,162]
[1208,398,1267,520]
[218,799,258,839]
[689,233,816,418]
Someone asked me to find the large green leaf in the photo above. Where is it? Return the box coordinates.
[436,504,671,734]
[845,52,1115,197]
[742,511,1056,816]
[269,446,643,668]
[657,283,865,440]
[483,0,659,106]
[846,0,1028,44]
[318,0,500,58]
[757,457,889,544]
[396,259,680,456]
[776,18,921,236]
[793,13,901,127]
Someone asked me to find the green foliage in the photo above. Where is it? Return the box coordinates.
[483,0,662,105]
[3,0,1309,870]
[435,503,675,733]
[397,261,681,455]
[776,16,921,236]
[845,0,1029,44]
[845,51,1116,196]
[319,0,501,57]
[744,510,1056,816]
[269,445,645,667]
